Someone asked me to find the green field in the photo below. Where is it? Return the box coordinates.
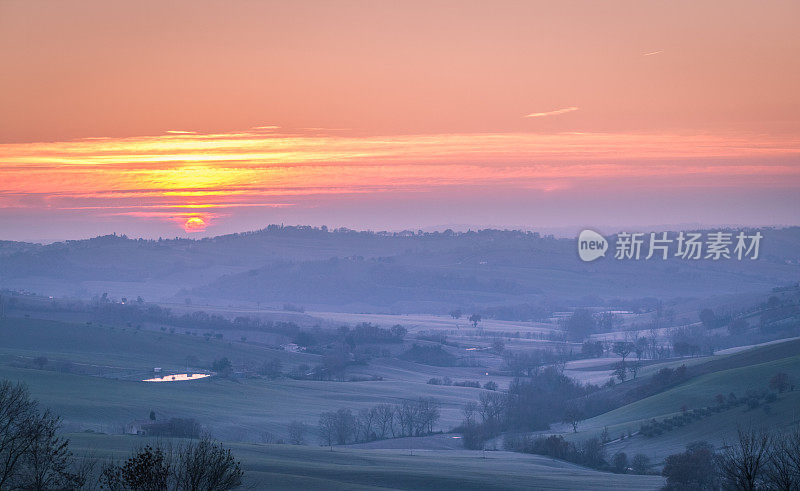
[0,316,318,372]
[2,310,798,488]
[0,317,492,439]
[0,364,486,439]
[65,433,665,490]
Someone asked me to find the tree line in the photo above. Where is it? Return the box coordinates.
[456,366,599,449]
[318,398,441,448]
[503,434,611,472]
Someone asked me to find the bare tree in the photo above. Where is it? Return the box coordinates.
[462,402,478,427]
[634,337,648,361]
[101,439,242,491]
[173,438,244,491]
[318,412,337,450]
[460,402,483,450]
[71,451,97,490]
[415,398,440,436]
[478,392,506,435]
[397,401,419,437]
[15,410,74,490]
[786,429,800,486]
[287,421,308,445]
[718,427,771,491]
[612,341,634,363]
[259,431,278,444]
[356,408,377,442]
[374,404,395,439]
[563,402,584,433]
[0,381,52,489]
[647,328,659,359]
[0,380,93,489]
[333,409,356,444]
[764,429,800,491]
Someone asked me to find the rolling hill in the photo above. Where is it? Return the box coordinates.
[1,226,799,312]
[65,433,665,490]
[560,339,800,465]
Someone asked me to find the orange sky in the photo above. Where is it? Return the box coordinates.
[1,0,798,239]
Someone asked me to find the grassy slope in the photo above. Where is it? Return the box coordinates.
[0,364,480,438]
[565,340,800,464]
[582,351,800,432]
[0,316,318,371]
[67,433,665,490]
[593,337,800,403]
[604,391,800,466]
[0,317,487,439]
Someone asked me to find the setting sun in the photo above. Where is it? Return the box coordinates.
[182,216,208,233]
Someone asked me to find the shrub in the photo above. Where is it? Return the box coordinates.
[631,454,650,474]
[287,421,309,445]
[769,372,791,393]
[662,441,717,490]
[101,439,243,491]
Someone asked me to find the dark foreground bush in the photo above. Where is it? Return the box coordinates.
[101,439,243,491]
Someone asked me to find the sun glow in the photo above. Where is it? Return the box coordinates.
[1,127,799,233]
[182,216,208,232]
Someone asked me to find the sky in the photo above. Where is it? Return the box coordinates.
[1,0,798,241]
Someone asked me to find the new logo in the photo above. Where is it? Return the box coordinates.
[578,229,607,262]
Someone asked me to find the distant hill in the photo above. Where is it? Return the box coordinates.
[194,227,800,311]
[1,226,799,312]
